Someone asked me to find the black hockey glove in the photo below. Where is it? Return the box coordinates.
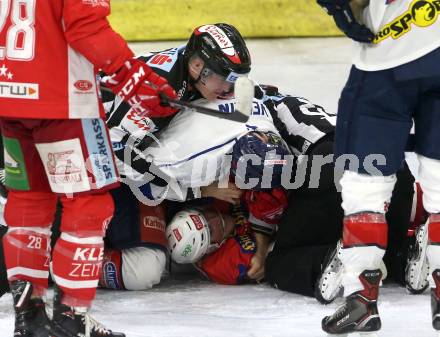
[317,0,375,43]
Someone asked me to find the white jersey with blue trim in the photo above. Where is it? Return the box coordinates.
[143,96,279,199]
[353,0,440,71]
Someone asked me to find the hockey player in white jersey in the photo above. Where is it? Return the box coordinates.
[317,0,440,335]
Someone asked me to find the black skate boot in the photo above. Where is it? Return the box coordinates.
[10,280,52,337]
[51,286,125,337]
[322,269,382,336]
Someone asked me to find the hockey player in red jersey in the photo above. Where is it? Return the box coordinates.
[166,188,288,285]
[0,1,177,336]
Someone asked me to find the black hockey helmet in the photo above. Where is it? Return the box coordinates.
[185,23,251,81]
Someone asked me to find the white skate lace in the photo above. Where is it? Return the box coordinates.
[332,301,348,320]
[81,312,111,337]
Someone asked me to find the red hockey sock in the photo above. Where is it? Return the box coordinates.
[2,191,57,296]
[52,193,113,306]
[343,212,388,249]
[429,214,440,244]
[3,228,51,296]
[52,233,104,307]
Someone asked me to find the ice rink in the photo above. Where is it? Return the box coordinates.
[0,38,430,336]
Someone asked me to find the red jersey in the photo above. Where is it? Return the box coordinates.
[0,0,133,119]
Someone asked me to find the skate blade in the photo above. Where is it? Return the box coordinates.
[325,333,378,337]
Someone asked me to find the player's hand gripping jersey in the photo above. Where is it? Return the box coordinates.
[352,0,440,70]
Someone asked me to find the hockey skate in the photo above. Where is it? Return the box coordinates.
[10,280,53,337]
[315,241,344,304]
[322,269,382,337]
[431,270,440,335]
[315,242,386,305]
[51,286,125,337]
[405,221,429,294]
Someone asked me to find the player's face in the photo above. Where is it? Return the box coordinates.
[197,207,236,256]
[202,209,226,245]
[188,56,235,101]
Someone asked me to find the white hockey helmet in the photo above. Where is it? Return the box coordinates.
[166,209,211,264]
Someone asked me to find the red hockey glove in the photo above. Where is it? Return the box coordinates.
[103,58,178,118]
[244,188,288,225]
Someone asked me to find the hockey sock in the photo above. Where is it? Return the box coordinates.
[340,212,388,295]
[3,191,56,297]
[52,233,104,307]
[3,227,51,296]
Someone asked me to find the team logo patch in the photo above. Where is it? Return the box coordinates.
[125,110,156,132]
[196,25,241,64]
[149,54,173,66]
[102,261,121,289]
[236,235,256,253]
[190,214,205,230]
[36,139,91,193]
[146,48,179,72]
[374,0,440,43]
[74,80,93,92]
[143,216,166,232]
[181,244,192,257]
[47,150,82,178]
[0,81,38,99]
[173,228,182,242]
[81,119,117,189]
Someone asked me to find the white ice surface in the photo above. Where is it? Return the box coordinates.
[0,280,433,337]
[0,38,429,336]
